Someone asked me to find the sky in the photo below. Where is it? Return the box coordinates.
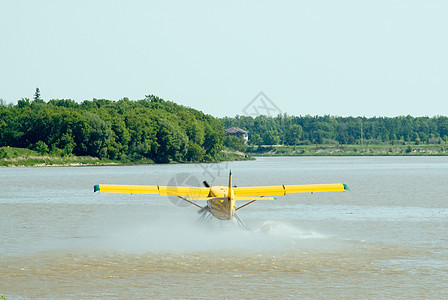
[1,0,448,117]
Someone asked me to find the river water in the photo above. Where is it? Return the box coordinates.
[1,157,447,299]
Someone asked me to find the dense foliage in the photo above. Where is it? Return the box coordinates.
[221,114,448,146]
[0,96,224,162]
[2,93,448,163]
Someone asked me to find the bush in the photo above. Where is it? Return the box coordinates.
[0,148,8,158]
[223,135,246,152]
[30,141,49,155]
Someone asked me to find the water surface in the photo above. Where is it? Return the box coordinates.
[1,157,447,299]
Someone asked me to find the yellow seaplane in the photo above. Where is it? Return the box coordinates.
[94,172,349,229]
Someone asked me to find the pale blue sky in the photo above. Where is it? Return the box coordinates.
[1,0,447,117]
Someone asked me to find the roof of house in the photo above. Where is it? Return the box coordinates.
[225,127,248,134]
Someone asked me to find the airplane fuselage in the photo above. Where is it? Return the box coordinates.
[207,186,236,220]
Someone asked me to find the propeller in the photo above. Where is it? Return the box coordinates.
[197,179,209,214]
[195,180,212,217]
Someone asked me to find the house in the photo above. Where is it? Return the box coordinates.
[225,127,248,143]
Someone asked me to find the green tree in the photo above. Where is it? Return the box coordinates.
[34,87,41,101]
[0,94,237,162]
[203,123,223,158]
[248,133,263,146]
[31,140,49,155]
[285,124,303,145]
[85,113,112,159]
[59,129,76,156]
[262,130,280,145]
[17,98,31,108]
[0,148,8,158]
[223,135,246,152]
[185,141,206,161]
[155,119,188,162]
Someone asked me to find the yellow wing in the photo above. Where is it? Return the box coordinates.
[94,183,348,198]
[94,184,210,197]
[233,183,348,197]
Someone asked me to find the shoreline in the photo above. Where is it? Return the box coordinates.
[2,144,447,167]
[246,144,448,157]
[0,148,252,168]
[2,153,446,168]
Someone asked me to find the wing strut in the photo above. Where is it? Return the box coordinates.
[235,200,257,211]
[178,196,203,209]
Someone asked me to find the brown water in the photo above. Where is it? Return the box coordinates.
[1,157,447,299]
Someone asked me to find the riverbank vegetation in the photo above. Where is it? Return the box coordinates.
[221,114,448,148]
[2,94,448,167]
[246,144,448,156]
[0,95,228,165]
[0,146,105,167]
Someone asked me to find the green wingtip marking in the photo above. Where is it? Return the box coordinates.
[343,184,350,191]
[94,184,100,193]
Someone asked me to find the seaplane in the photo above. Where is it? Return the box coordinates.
[94,171,349,229]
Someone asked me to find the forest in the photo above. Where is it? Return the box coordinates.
[0,95,224,163]
[221,114,448,146]
[1,94,448,164]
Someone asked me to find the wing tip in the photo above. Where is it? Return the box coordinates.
[94,184,100,193]
[343,184,350,191]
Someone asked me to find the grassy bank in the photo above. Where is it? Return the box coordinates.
[3,143,446,167]
[0,147,111,167]
[246,144,448,156]
[0,147,251,167]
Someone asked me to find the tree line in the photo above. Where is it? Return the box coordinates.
[0,95,224,163]
[221,114,448,146]
[2,93,448,162]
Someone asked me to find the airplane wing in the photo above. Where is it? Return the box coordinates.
[94,183,348,198]
[233,183,349,197]
[94,184,210,197]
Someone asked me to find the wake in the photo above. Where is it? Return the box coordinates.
[85,217,354,254]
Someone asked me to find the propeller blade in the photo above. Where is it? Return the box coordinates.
[197,206,208,214]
